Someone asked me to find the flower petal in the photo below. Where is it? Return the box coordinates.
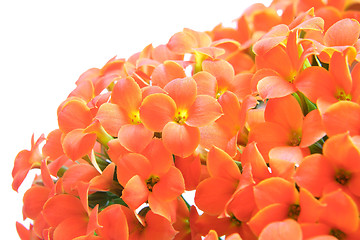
[322,101,360,136]
[186,95,223,127]
[254,177,298,209]
[58,98,93,134]
[96,103,129,136]
[257,75,296,99]
[164,77,197,110]
[293,154,333,197]
[122,175,149,210]
[259,219,302,240]
[140,93,176,132]
[207,146,241,181]
[152,166,185,201]
[195,177,237,216]
[324,18,360,47]
[118,124,153,153]
[62,129,97,160]
[319,189,359,233]
[97,204,129,240]
[162,122,200,158]
[151,61,186,88]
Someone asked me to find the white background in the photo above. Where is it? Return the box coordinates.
[1,0,270,238]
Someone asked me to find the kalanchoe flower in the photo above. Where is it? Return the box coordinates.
[12,0,360,239]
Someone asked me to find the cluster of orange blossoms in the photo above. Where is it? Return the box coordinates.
[12,0,360,239]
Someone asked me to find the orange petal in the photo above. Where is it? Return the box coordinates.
[257,75,296,99]
[23,186,51,220]
[324,18,360,47]
[52,216,88,240]
[195,177,237,216]
[329,51,352,93]
[147,195,178,222]
[164,77,197,110]
[175,155,201,191]
[97,204,129,240]
[293,154,333,197]
[95,103,129,137]
[259,219,302,240]
[58,98,93,134]
[62,164,99,194]
[193,71,217,97]
[226,185,256,222]
[199,122,235,156]
[300,109,326,147]
[248,203,289,236]
[151,61,186,88]
[242,142,271,182]
[323,132,360,170]
[298,188,324,223]
[252,24,289,56]
[139,93,176,132]
[202,59,235,90]
[265,95,303,132]
[248,122,290,161]
[111,77,141,113]
[322,101,360,136]
[141,138,173,176]
[255,45,293,80]
[319,189,359,233]
[152,166,185,201]
[295,66,337,103]
[204,230,218,240]
[90,162,116,192]
[142,210,177,239]
[68,79,95,103]
[162,122,200,158]
[231,73,254,100]
[122,175,149,210]
[118,124,153,153]
[186,95,223,127]
[254,177,298,209]
[115,153,151,186]
[167,31,197,54]
[43,194,86,227]
[42,129,65,160]
[207,146,241,181]
[62,129,97,160]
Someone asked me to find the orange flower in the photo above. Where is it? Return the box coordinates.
[248,177,323,236]
[96,76,153,152]
[115,139,185,221]
[12,134,45,191]
[195,146,246,216]
[252,20,319,99]
[295,51,360,113]
[42,184,101,240]
[57,97,112,160]
[199,91,257,157]
[140,77,222,157]
[248,94,324,162]
[294,132,360,199]
[122,206,177,240]
[306,18,360,63]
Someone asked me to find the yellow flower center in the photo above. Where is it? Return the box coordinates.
[336,89,352,101]
[174,109,188,124]
[129,111,141,124]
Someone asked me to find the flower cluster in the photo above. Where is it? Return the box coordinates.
[12,0,360,239]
